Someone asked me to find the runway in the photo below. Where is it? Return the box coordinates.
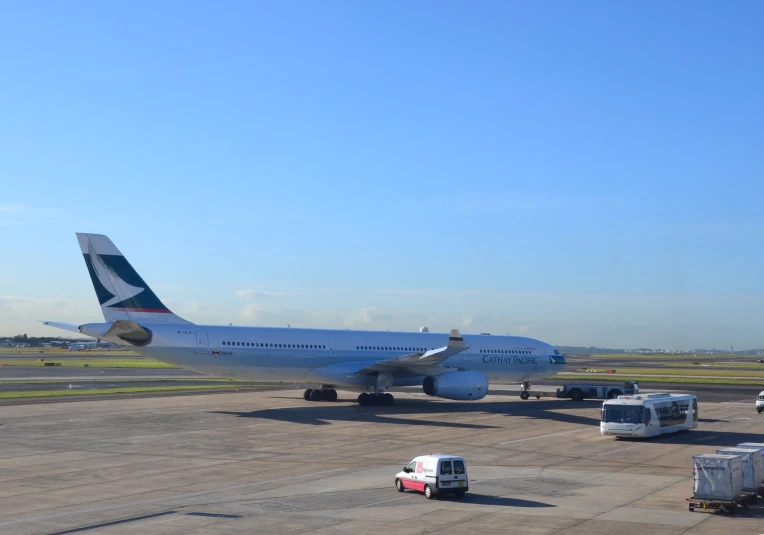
[1,388,763,534]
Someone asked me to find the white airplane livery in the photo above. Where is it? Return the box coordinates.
[45,233,567,406]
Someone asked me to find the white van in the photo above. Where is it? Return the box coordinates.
[756,391,764,414]
[395,454,468,499]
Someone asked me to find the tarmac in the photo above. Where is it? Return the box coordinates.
[1,388,764,534]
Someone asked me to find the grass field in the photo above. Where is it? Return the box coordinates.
[0,347,140,357]
[586,353,761,361]
[574,367,764,378]
[666,362,764,369]
[0,358,177,368]
[0,384,258,399]
[555,374,764,386]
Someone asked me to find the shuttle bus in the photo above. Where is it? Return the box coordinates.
[600,392,698,438]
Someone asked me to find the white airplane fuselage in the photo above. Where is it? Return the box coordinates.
[98,323,561,390]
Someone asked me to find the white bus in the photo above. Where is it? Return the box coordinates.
[600,392,698,438]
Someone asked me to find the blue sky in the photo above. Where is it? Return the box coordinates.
[2,1,763,349]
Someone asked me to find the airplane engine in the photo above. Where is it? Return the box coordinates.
[422,371,488,401]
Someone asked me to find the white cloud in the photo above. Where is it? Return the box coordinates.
[0,204,25,213]
[235,289,284,302]
[0,296,102,336]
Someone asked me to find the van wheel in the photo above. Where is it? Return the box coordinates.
[395,479,404,492]
[424,485,434,499]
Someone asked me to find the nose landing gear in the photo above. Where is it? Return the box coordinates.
[520,381,532,400]
[303,388,338,402]
[358,392,395,406]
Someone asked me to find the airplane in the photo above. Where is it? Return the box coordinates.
[44,233,567,406]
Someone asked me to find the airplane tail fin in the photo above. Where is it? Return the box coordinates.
[76,233,191,325]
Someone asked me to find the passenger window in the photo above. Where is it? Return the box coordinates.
[407,461,417,472]
[453,460,465,474]
[440,461,453,475]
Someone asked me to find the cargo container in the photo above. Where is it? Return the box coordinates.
[717,447,763,500]
[692,454,743,501]
[737,442,764,495]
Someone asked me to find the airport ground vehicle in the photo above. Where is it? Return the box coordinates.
[756,391,764,414]
[601,392,698,438]
[686,496,750,514]
[395,454,468,499]
[556,381,638,401]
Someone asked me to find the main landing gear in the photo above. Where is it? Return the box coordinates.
[357,392,395,407]
[520,381,532,400]
[303,388,338,402]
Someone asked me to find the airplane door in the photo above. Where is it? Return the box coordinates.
[328,339,336,358]
[463,343,476,363]
[195,332,209,354]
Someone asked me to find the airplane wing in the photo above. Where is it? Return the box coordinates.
[360,329,468,374]
[304,329,468,385]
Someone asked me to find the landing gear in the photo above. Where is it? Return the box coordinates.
[520,381,532,400]
[357,392,395,406]
[303,388,338,402]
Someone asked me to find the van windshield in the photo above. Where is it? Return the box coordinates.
[602,405,646,424]
[453,460,465,474]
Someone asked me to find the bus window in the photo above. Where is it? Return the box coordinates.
[602,406,645,424]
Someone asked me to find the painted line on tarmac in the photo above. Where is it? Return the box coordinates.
[128,515,183,529]
[596,443,651,456]
[0,468,347,528]
[357,496,410,508]
[499,428,594,445]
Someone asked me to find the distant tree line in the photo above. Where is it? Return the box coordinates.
[2,334,91,346]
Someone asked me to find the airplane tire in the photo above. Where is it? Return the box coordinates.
[304,389,313,401]
[310,389,323,402]
[520,391,530,400]
[358,393,370,406]
[327,389,338,402]
[382,393,394,406]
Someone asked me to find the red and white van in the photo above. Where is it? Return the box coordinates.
[395,454,468,499]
